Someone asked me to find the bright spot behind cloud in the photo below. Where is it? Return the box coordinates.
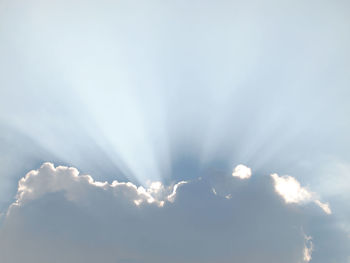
[232,164,252,179]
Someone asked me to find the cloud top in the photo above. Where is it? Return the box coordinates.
[12,162,185,212]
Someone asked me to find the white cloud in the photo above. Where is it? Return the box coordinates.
[303,235,313,262]
[314,200,332,215]
[11,163,184,213]
[270,174,312,203]
[232,164,252,179]
[271,174,332,214]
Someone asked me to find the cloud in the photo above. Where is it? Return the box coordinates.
[303,235,313,262]
[0,163,348,263]
[270,174,312,203]
[232,164,252,179]
[271,174,332,214]
[11,163,183,211]
[314,200,332,215]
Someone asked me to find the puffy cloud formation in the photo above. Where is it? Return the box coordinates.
[232,164,252,179]
[11,163,186,210]
[0,163,349,263]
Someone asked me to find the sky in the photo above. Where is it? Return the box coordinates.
[0,0,350,262]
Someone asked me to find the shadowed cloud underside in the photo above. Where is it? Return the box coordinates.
[1,163,347,263]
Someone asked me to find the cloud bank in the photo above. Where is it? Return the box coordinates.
[0,163,348,263]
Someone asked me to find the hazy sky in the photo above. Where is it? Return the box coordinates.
[0,0,350,262]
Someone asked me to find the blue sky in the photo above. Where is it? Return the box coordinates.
[0,0,350,262]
